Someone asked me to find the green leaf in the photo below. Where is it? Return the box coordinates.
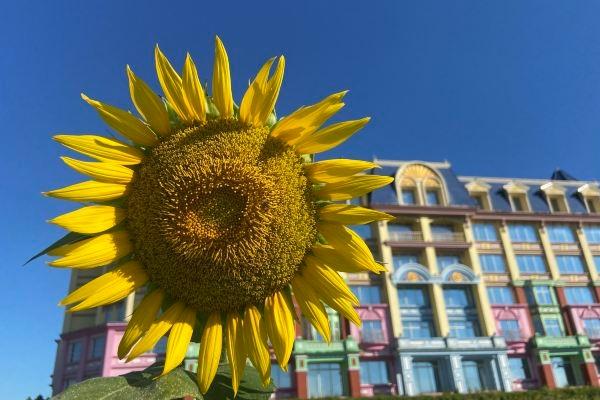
[204,363,275,400]
[52,364,202,400]
[25,231,90,265]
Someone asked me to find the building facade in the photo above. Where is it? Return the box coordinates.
[52,159,600,397]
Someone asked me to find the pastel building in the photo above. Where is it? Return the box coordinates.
[51,159,600,397]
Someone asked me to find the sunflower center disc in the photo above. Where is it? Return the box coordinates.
[127,119,317,313]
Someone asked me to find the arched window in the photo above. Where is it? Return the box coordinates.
[397,164,447,206]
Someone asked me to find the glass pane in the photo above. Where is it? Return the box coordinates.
[402,190,416,205]
[308,363,344,398]
[556,256,585,274]
[392,254,420,270]
[443,288,471,307]
[413,362,439,394]
[534,286,554,305]
[398,287,429,307]
[508,358,529,381]
[585,226,600,243]
[473,223,498,241]
[463,361,483,392]
[564,287,595,305]
[426,190,440,205]
[547,225,576,243]
[544,318,563,337]
[516,255,547,274]
[272,365,293,388]
[508,224,538,242]
[480,254,507,273]
[437,255,461,269]
[487,287,515,305]
[402,320,434,338]
[350,285,382,304]
[360,361,389,385]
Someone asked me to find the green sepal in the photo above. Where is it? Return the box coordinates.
[203,363,275,400]
[52,364,201,400]
[25,231,90,265]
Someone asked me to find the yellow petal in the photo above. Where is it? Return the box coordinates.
[243,306,271,386]
[44,180,127,202]
[48,231,132,269]
[182,53,207,122]
[54,135,143,165]
[127,301,186,361]
[49,205,126,234]
[64,260,148,312]
[197,312,223,394]
[314,175,394,201]
[312,244,382,274]
[295,117,370,154]
[61,157,133,184]
[271,91,347,144]
[303,255,359,306]
[212,36,233,118]
[118,289,165,359]
[226,312,247,396]
[319,204,394,225]
[264,291,295,370]
[291,275,331,343]
[127,65,170,136]
[155,45,193,123]
[240,56,285,126]
[318,223,385,273]
[304,159,379,184]
[81,94,158,146]
[163,306,197,376]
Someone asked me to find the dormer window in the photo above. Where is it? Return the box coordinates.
[397,164,447,206]
[578,184,600,214]
[541,182,569,213]
[510,194,528,212]
[464,180,492,211]
[548,195,568,213]
[586,198,599,213]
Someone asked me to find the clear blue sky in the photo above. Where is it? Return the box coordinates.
[2,0,600,398]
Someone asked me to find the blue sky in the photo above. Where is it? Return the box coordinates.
[2,0,600,398]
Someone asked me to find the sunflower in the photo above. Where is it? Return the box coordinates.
[44,37,394,394]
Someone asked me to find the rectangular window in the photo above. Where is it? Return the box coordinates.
[362,320,385,342]
[463,360,484,392]
[473,194,486,210]
[556,255,585,274]
[426,190,440,205]
[508,358,530,381]
[272,365,293,388]
[516,255,547,274]
[402,189,416,205]
[564,287,596,305]
[392,254,420,270]
[550,197,561,213]
[473,223,498,241]
[480,254,507,273]
[437,255,461,269]
[584,226,600,243]
[544,318,563,337]
[487,287,515,305]
[449,320,479,338]
[584,319,600,339]
[499,319,521,341]
[350,285,382,304]
[402,320,434,339]
[547,225,576,243]
[360,361,389,385]
[431,225,454,235]
[508,224,538,242]
[413,361,440,394]
[398,287,429,307]
[89,336,105,359]
[595,256,600,272]
[68,341,82,364]
[532,286,554,305]
[308,363,344,398]
[443,288,473,308]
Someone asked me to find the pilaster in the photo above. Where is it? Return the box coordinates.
[431,284,450,337]
[295,355,308,399]
[496,354,513,392]
[498,223,521,281]
[347,353,361,397]
[577,226,599,281]
[537,351,556,389]
[449,354,466,394]
[376,220,403,337]
[399,355,415,396]
[539,224,560,280]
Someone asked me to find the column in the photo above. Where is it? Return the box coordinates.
[347,353,361,397]
[464,218,496,336]
[496,354,514,392]
[376,220,403,337]
[400,355,415,396]
[498,222,521,280]
[539,224,560,280]
[577,226,599,281]
[449,354,466,394]
[420,217,449,337]
[554,287,575,335]
[537,351,556,389]
[295,355,308,399]
[581,349,600,387]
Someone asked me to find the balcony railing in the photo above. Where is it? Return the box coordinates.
[431,231,465,242]
[388,231,423,242]
[361,329,386,343]
[585,328,600,339]
[500,329,525,342]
